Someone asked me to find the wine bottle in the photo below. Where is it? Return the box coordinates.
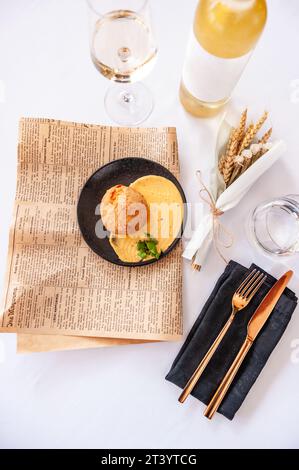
[180,0,267,118]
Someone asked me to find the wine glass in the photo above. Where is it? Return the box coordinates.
[87,0,157,126]
[247,195,299,256]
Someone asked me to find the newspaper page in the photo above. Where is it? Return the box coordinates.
[0,118,183,346]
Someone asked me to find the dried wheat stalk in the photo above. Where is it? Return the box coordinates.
[254,110,268,134]
[238,111,268,155]
[218,127,235,174]
[258,127,272,144]
[250,128,273,164]
[228,155,244,185]
[237,108,247,143]
[222,110,271,187]
[238,123,255,154]
[222,128,241,184]
[219,110,247,178]
[240,150,253,175]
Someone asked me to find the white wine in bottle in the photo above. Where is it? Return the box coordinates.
[180,0,267,118]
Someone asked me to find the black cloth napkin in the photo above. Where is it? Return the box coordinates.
[166,260,297,420]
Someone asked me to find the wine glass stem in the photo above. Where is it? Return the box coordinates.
[122,91,134,103]
[119,86,137,113]
[104,82,153,126]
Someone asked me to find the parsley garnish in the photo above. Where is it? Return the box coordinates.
[137,234,161,260]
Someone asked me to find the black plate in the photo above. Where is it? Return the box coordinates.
[77,157,186,267]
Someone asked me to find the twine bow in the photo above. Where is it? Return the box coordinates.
[196,170,233,264]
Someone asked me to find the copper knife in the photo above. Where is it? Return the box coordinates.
[204,270,293,420]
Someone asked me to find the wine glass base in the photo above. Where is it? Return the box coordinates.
[104,82,154,126]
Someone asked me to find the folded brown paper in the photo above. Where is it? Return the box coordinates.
[17,333,152,353]
[0,118,183,352]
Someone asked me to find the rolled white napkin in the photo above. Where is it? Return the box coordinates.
[183,115,286,269]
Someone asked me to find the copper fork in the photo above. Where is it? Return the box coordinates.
[178,269,266,404]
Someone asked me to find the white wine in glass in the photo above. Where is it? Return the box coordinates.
[87,0,157,126]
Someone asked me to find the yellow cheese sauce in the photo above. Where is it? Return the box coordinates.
[109,175,184,263]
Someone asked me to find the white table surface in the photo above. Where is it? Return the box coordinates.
[1,0,299,449]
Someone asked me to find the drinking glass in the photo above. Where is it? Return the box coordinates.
[87,0,157,125]
[247,195,299,256]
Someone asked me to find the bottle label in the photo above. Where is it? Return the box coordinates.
[182,30,251,103]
